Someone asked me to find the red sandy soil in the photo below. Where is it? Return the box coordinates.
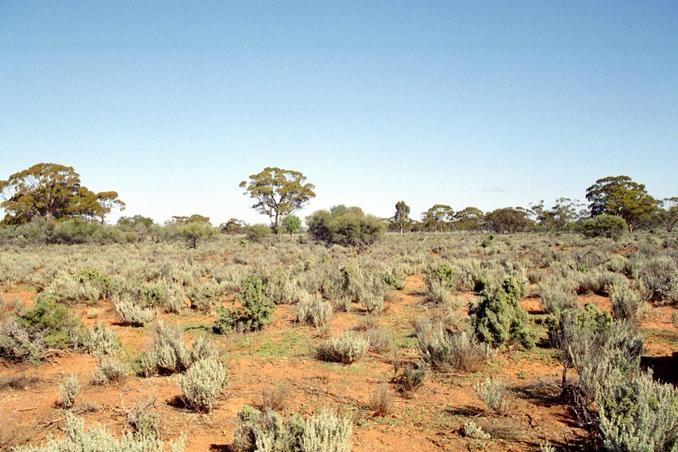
[1,275,676,451]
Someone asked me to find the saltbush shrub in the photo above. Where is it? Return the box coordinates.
[233,405,352,452]
[296,294,333,328]
[114,299,155,327]
[179,358,228,412]
[15,413,185,451]
[58,374,80,409]
[610,282,645,327]
[597,371,678,451]
[316,331,369,364]
[93,358,128,385]
[638,256,678,304]
[140,322,217,376]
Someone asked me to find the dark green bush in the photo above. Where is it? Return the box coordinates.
[306,206,385,248]
[213,276,275,333]
[245,224,272,243]
[579,214,628,240]
[18,292,83,348]
[471,277,534,349]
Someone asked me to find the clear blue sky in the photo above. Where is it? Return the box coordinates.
[1,1,677,225]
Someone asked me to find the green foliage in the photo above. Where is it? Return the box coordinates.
[586,175,658,231]
[610,282,645,327]
[179,358,228,412]
[389,200,412,233]
[245,224,272,243]
[18,292,83,349]
[0,163,124,225]
[421,204,454,232]
[597,371,678,452]
[471,277,535,349]
[484,207,534,233]
[213,276,275,333]
[240,167,316,233]
[580,214,628,239]
[172,219,214,248]
[233,406,352,452]
[306,206,385,248]
[281,215,302,234]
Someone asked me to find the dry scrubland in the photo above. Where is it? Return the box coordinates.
[1,232,677,451]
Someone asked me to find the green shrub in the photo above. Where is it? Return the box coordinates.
[597,371,678,452]
[316,331,369,364]
[579,214,628,240]
[471,277,535,349]
[245,224,272,243]
[306,206,385,248]
[17,293,83,349]
[213,276,274,334]
[179,358,228,412]
[638,256,678,304]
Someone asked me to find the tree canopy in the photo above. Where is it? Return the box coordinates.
[0,163,124,224]
[421,204,454,232]
[485,207,534,233]
[390,201,412,234]
[240,167,315,233]
[585,175,658,231]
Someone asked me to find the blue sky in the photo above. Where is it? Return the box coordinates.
[1,1,677,225]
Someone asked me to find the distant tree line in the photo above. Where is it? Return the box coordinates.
[0,163,675,247]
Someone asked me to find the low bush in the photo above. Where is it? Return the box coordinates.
[93,358,128,385]
[471,276,534,349]
[610,282,645,327]
[416,323,488,372]
[140,322,217,376]
[392,361,428,397]
[597,371,678,451]
[83,324,121,356]
[213,276,274,334]
[538,277,578,314]
[316,331,369,364]
[179,358,228,412]
[368,384,392,416]
[638,256,678,304]
[259,383,289,412]
[296,294,333,328]
[462,420,491,440]
[57,374,80,409]
[14,413,185,451]
[18,293,83,349]
[114,299,155,327]
[233,405,352,452]
[474,377,508,414]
